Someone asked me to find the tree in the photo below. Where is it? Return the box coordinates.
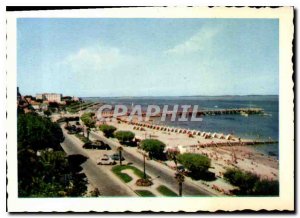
[140,139,166,160]
[167,150,180,168]
[99,124,117,138]
[253,179,279,196]
[80,113,95,128]
[17,112,87,197]
[117,146,123,166]
[114,131,135,144]
[18,148,87,197]
[177,153,211,179]
[223,168,278,196]
[175,172,185,196]
[43,110,52,117]
[18,113,64,151]
[223,168,259,194]
[80,113,96,140]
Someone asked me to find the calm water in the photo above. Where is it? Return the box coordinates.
[83,96,279,158]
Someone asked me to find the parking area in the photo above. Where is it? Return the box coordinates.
[80,141,129,168]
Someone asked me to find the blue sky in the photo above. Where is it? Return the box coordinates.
[17,18,279,97]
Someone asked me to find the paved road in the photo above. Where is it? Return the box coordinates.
[61,129,136,196]
[90,131,215,196]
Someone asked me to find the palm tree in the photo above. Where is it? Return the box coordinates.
[175,172,185,196]
[117,146,123,166]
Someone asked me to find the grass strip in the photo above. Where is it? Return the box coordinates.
[157,185,178,196]
[135,190,156,197]
[75,133,91,144]
[111,166,133,183]
[112,165,150,183]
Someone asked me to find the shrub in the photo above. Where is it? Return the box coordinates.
[43,110,52,117]
[177,153,211,175]
[223,168,278,196]
[253,179,279,196]
[114,131,135,143]
[140,139,166,160]
[224,168,259,194]
[99,124,117,138]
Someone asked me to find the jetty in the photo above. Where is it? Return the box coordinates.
[101,107,264,118]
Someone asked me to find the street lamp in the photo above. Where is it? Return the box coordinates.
[143,153,147,179]
[175,172,185,197]
[140,151,147,179]
[117,146,123,166]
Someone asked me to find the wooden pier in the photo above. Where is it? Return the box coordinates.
[101,107,264,118]
[169,108,264,117]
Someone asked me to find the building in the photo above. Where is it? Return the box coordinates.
[36,93,44,100]
[36,93,62,103]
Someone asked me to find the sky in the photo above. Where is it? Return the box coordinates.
[17,18,279,97]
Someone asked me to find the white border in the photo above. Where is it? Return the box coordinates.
[6,7,294,212]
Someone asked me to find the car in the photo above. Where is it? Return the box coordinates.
[83,142,111,150]
[67,130,77,135]
[96,155,116,165]
[110,153,125,161]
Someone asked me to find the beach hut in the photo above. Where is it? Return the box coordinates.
[201,132,206,137]
[192,131,197,135]
[226,134,233,140]
[197,131,202,136]
[205,133,212,139]
[178,129,183,133]
[212,133,218,138]
[171,129,175,132]
[174,129,178,133]
[218,134,225,139]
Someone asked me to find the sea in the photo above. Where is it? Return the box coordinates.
[83,95,279,159]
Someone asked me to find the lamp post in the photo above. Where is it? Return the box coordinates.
[143,153,147,179]
[117,146,123,166]
[175,172,185,197]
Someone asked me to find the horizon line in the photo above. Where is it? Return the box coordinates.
[80,94,279,98]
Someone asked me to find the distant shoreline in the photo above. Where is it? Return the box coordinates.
[81,95,279,99]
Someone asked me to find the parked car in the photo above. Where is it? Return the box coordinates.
[67,130,77,135]
[83,142,111,150]
[110,153,125,161]
[96,155,116,165]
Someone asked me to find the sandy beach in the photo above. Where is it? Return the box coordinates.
[101,116,279,183]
